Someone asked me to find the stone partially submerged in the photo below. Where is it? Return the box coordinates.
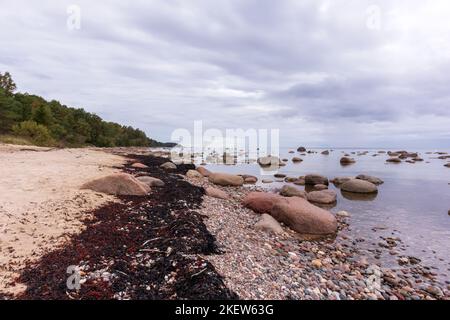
[82,173,150,196]
[306,190,337,205]
[356,174,384,185]
[341,179,378,194]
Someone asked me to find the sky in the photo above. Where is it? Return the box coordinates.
[1,0,450,149]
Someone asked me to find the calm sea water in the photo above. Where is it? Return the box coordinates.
[192,147,450,283]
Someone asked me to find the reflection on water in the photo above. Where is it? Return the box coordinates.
[341,190,378,201]
[190,147,450,284]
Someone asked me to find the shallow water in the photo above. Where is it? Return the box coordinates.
[194,147,450,284]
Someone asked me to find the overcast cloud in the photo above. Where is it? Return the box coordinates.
[1,0,450,148]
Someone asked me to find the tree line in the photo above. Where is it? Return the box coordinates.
[0,72,172,147]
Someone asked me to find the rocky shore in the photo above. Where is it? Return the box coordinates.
[1,147,449,300]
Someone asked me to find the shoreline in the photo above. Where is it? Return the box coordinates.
[0,146,448,299]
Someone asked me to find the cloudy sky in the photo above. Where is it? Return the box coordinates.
[1,0,450,148]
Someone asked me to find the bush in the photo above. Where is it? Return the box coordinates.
[12,121,54,146]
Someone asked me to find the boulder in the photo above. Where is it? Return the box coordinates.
[270,197,337,236]
[284,177,298,183]
[292,157,303,163]
[82,173,150,196]
[307,190,337,205]
[242,192,283,213]
[242,175,258,184]
[186,169,203,179]
[274,173,286,178]
[131,162,148,169]
[280,185,306,198]
[356,174,384,185]
[312,184,328,191]
[297,147,307,152]
[257,156,280,168]
[262,179,273,184]
[331,176,352,186]
[340,157,356,165]
[255,214,284,234]
[341,179,378,194]
[197,166,212,177]
[205,187,229,200]
[412,157,424,162]
[208,173,244,186]
[444,163,450,168]
[305,174,329,186]
[386,157,402,163]
[136,176,165,187]
[321,150,330,155]
[293,177,306,185]
[161,162,177,170]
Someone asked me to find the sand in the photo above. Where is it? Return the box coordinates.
[0,144,125,295]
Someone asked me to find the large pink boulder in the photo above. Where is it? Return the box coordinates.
[81,173,150,196]
[270,197,337,236]
[242,192,283,214]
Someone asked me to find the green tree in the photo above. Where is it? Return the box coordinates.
[0,72,17,95]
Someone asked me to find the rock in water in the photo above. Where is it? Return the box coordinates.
[270,197,337,236]
[82,173,150,196]
[136,176,165,187]
[257,156,280,168]
[242,192,283,213]
[307,190,337,205]
[340,157,356,165]
[341,179,378,194]
[305,174,329,186]
[386,157,402,163]
[255,214,284,234]
[208,173,244,186]
[186,169,203,179]
[160,162,177,170]
[292,157,303,163]
[196,166,212,177]
[312,184,328,191]
[131,162,148,169]
[331,177,352,186]
[205,187,229,200]
[356,174,384,185]
[297,147,307,152]
[280,185,306,198]
[321,150,330,155]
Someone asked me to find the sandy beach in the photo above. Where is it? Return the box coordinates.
[0,145,448,300]
[0,144,125,295]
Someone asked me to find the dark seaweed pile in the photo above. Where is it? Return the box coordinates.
[16,155,237,300]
